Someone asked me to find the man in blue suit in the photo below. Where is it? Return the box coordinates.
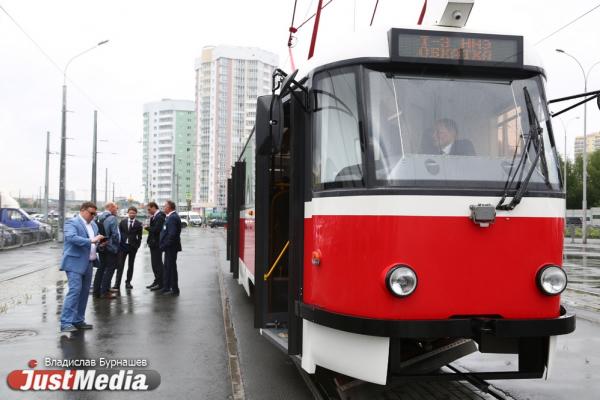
[60,202,104,332]
[159,200,182,296]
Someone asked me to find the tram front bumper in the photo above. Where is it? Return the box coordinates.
[296,302,575,339]
[297,302,575,385]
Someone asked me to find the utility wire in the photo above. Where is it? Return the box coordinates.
[0,3,126,134]
[296,0,334,30]
[0,4,63,75]
[535,2,600,45]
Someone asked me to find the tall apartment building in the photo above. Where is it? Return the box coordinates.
[142,99,196,206]
[194,45,278,209]
[574,131,600,157]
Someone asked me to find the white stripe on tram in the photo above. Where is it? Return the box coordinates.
[304,196,565,218]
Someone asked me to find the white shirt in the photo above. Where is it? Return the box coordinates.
[78,214,97,261]
[442,143,453,155]
[126,218,135,244]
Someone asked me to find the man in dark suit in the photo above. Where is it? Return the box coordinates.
[159,200,182,296]
[429,118,476,156]
[114,206,143,290]
[145,201,165,291]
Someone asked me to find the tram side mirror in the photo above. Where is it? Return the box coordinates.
[256,95,284,155]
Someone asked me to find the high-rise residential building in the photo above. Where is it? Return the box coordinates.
[142,99,196,206]
[194,45,278,209]
[574,131,600,157]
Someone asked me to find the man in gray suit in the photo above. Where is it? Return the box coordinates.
[94,202,121,299]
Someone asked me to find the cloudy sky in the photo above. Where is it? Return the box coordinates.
[1,0,599,202]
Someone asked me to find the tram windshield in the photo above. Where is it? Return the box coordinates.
[366,69,560,191]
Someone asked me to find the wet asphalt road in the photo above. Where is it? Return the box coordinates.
[0,228,308,399]
[1,233,600,399]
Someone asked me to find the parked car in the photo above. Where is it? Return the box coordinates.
[208,218,227,228]
[0,192,53,244]
[565,217,582,227]
[0,223,19,248]
[0,207,46,230]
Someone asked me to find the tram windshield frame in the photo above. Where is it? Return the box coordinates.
[311,64,562,194]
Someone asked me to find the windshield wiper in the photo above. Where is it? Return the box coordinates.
[497,87,547,211]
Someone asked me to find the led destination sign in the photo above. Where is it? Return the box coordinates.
[389,29,523,67]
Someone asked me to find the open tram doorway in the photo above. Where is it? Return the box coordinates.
[252,93,305,356]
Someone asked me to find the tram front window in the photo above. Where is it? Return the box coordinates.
[366,69,561,191]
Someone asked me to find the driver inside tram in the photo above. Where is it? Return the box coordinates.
[423,118,476,156]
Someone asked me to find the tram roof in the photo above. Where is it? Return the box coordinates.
[296,25,544,79]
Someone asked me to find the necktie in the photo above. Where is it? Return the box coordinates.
[129,220,133,231]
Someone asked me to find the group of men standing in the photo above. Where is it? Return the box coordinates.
[59,200,183,333]
[91,202,143,299]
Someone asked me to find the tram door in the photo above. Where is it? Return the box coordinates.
[254,94,305,355]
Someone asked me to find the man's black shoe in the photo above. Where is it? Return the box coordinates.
[74,323,93,330]
[150,285,163,291]
[146,283,157,289]
[125,283,133,289]
[161,290,173,295]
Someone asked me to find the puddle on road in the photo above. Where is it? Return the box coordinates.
[0,329,37,343]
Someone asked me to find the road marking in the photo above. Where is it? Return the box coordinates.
[215,240,245,400]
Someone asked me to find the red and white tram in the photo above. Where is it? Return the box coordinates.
[227,11,577,385]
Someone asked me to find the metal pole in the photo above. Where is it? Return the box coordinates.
[176,174,180,207]
[57,84,67,242]
[556,50,587,243]
[57,40,109,242]
[582,61,600,243]
[105,168,108,204]
[172,153,176,202]
[91,110,98,203]
[583,77,588,243]
[43,131,50,221]
[112,182,115,202]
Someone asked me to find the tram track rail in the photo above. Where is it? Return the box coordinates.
[296,363,517,400]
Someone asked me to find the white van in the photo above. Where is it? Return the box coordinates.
[179,211,202,227]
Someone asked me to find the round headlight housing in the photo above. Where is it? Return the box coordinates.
[386,265,418,297]
[537,265,567,295]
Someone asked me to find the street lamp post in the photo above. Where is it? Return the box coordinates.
[43,131,50,222]
[91,110,98,203]
[556,49,600,244]
[57,40,109,242]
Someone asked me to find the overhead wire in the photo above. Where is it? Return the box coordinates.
[0,3,126,134]
[535,2,600,45]
[296,0,334,31]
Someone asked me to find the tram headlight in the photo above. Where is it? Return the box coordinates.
[386,265,417,297]
[537,265,567,296]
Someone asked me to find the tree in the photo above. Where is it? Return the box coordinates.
[564,150,600,209]
[566,155,582,210]
[587,150,600,207]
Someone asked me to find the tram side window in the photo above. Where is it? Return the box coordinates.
[312,68,363,189]
[241,135,255,207]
